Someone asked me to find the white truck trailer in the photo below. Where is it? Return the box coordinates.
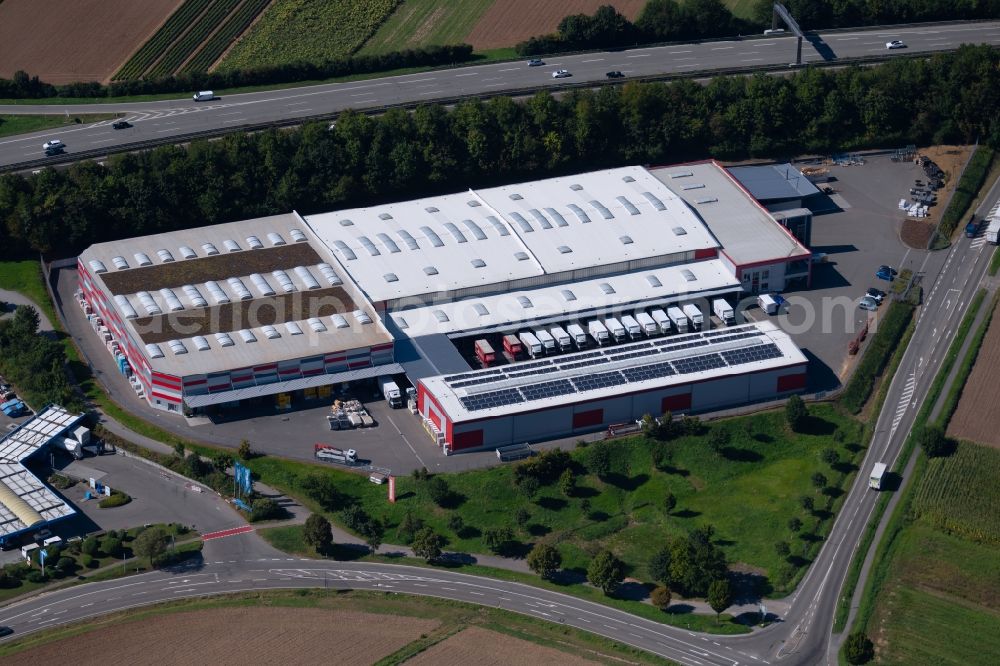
[534,329,557,354]
[987,213,1000,244]
[650,309,671,334]
[758,293,779,315]
[588,320,610,345]
[550,326,573,351]
[667,306,688,331]
[519,331,544,358]
[379,376,403,408]
[604,317,627,342]
[869,462,887,490]
[682,304,703,329]
[620,315,643,339]
[635,312,658,335]
[713,298,735,325]
[567,323,588,349]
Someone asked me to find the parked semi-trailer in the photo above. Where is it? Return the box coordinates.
[682,304,703,329]
[667,306,688,331]
[986,213,1000,244]
[566,324,588,349]
[503,334,523,358]
[635,312,658,335]
[604,317,627,342]
[651,309,671,334]
[519,331,544,358]
[550,326,573,351]
[588,320,610,345]
[534,329,557,354]
[713,299,735,325]
[620,315,643,339]
[474,339,495,367]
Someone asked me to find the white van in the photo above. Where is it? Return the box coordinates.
[192,91,215,102]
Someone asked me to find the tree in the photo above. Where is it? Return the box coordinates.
[800,495,814,512]
[514,507,530,527]
[527,543,562,579]
[640,413,657,438]
[483,526,515,554]
[173,442,185,458]
[303,514,333,553]
[587,550,625,595]
[363,518,385,554]
[411,527,444,561]
[650,439,673,469]
[132,526,170,566]
[516,475,540,499]
[707,579,732,622]
[426,476,451,506]
[820,448,840,467]
[397,511,424,543]
[82,536,99,556]
[918,423,951,458]
[844,632,874,664]
[584,440,612,477]
[788,517,802,533]
[559,468,577,497]
[237,439,252,460]
[55,556,75,575]
[811,472,828,491]
[185,452,206,478]
[100,535,122,558]
[708,429,729,454]
[580,498,592,517]
[774,541,791,558]
[650,585,672,611]
[447,514,464,533]
[663,492,677,515]
[648,546,672,585]
[785,394,808,431]
[212,452,232,473]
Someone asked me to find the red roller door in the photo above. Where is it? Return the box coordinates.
[777,373,807,392]
[662,393,692,412]
[573,409,604,429]
[452,430,484,450]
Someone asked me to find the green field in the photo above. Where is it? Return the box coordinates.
[866,443,1000,662]
[359,0,493,55]
[220,0,400,71]
[0,115,115,140]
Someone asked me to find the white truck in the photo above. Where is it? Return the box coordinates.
[379,376,402,408]
[588,320,610,345]
[534,329,557,354]
[620,315,643,340]
[604,317,627,342]
[519,331,544,358]
[713,298,735,325]
[651,309,671,334]
[567,323,588,349]
[682,304,703,329]
[986,213,1000,244]
[869,462,887,490]
[758,293,779,315]
[667,306,688,332]
[635,312,658,336]
[57,426,98,459]
[315,445,358,465]
[550,326,573,351]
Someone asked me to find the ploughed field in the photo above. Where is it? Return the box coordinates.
[0,0,183,84]
[465,0,647,50]
[947,298,1000,448]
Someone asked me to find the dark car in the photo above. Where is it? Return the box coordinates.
[0,626,13,637]
[112,120,131,130]
[875,265,898,282]
[866,288,886,302]
[606,71,625,79]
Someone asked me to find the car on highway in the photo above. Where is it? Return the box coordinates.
[0,626,12,637]
[875,265,898,281]
[42,139,64,155]
[192,90,215,102]
[527,59,544,67]
[551,69,571,78]
[112,120,131,130]
[866,288,886,304]
[885,40,906,49]
[858,296,879,311]
[606,70,625,79]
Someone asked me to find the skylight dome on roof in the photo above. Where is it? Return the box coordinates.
[111,256,129,270]
[471,258,486,268]
[261,325,280,339]
[178,246,197,259]
[375,233,401,253]
[423,266,439,276]
[266,232,286,246]
[290,229,307,242]
[215,332,235,347]
[353,310,372,324]
[246,235,264,249]
[331,314,349,329]
[599,283,615,295]
[222,239,241,252]
[201,243,219,256]
[192,336,210,351]
[517,296,533,309]
[134,252,152,266]
[89,260,108,274]
[156,249,174,263]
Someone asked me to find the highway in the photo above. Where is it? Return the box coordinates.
[1,20,1000,169]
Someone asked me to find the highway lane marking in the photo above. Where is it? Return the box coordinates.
[835,37,859,40]
[454,72,477,77]
[407,78,436,83]
[132,592,147,596]
[283,109,311,114]
[481,77,502,81]
[669,49,692,53]
[89,139,116,144]
[498,68,519,72]
[218,111,242,116]
[675,64,698,68]
[711,46,734,50]
[285,101,309,106]
[155,129,177,133]
[441,587,456,591]
[80,603,93,608]
[742,58,763,62]
[418,90,445,95]
[481,83,508,88]
[581,58,604,63]
[627,54,651,58]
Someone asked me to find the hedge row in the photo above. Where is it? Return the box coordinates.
[935,146,995,247]
[841,302,915,414]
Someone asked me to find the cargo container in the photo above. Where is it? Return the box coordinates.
[650,309,671,334]
[635,312,658,335]
[588,320,610,345]
[519,331,544,358]
[986,213,1000,244]
[604,317,627,342]
[713,299,735,325]
[503,334,523,357]
[474,339,496,367]
[620,315,643,339]
[550,326,573,351]
[566,324,588,348]
[667,306,688,331]
[758,293,779,315]
[682,304,704,329]
[534,329,557,354]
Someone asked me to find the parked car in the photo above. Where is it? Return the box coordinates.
[112,120,131,130]
[551,69,571,78]
[885,40,906,49]
[527,59,544,67]
[875,265,898,281]
[605,70,624,79]
[858,297,879,311]
[866,288,886,303]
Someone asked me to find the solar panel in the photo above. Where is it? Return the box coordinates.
[506,366,560,379]
[573,371,626,392]
[519,379,575,401]
[608,348,661,362]
[673,353,727,375]
[459,388,525,412]
[451,376,506,389]
[622,362,676,382]
[559,358,608,371]
[721,343,783,366]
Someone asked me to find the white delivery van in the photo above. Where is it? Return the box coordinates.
[635,312,658,335]
[604,317,627,342]
[519,331,544,358]
[620,315,642,339]
[192,90,214,102]
[651,309,671,334]
[869,462,887,490]
[682,304,703,329]
[567,324,588,348]
[588,320,610,345]
[550,326,573,351]
[534,329,557,354]
[667,306,688,331]
[713,298,735,325]
[758,293,779,315]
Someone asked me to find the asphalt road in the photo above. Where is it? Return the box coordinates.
[2,21,1000,169]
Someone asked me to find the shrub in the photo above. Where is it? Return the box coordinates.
[82,536,99,556]
[426,476,451,506]
[918,423,953,458]
[249,497,283,522]
[99,491,132,508]
[56,556,75,574]
[303,514,333,552]
[845,632,874,664]
[80,554,95,568]
[26,570,47,584]
[447,514,464,533]
[841,303,914,413]
[785,395,808,432]
[483,526,516,555]
[411,528,444,562]
[100,536,122,558]
[650,585,672,611]
[514,507,530,527]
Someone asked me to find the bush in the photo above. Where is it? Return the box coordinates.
[785,395,808,432]
[80,554,95,568]
[936,146,995,245]
[100,536,122,558]
[425,476,451,506]
[918,423,953,458]
[845,632,874,664]
[249,497,283,522]
[650,585,672,611]
[841,303,914,413]
[483,526,516,555]
[56,556,75,574]
[587,550,625,595]
[99,491,132,508]
[26,570,47,584]
[82,536,99,556]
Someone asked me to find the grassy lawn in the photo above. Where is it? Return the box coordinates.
[0,589,676,664]
[359,0,494,55]
[257,525,750,634]
[0,114,116,139]
[0,260,58,326]
[990,247,1000,277]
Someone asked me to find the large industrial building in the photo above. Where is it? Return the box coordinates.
[76,161,812,453]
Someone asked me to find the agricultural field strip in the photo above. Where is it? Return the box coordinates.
[0,564,743,665]
[148,0,244,78]
[115,0,213,80]
[181,0,272,74]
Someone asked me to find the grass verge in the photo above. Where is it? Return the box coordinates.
[0,114,116,139]
[933,145,996,249]
[840,302,915,413]
[989,246,1000,277]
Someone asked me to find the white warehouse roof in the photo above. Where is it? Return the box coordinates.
[420,321,806,423]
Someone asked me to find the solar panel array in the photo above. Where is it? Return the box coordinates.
[450,325,791,412]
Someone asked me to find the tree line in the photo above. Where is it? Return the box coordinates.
[0,44,474,100]
[516,0,1000,55]
[0,306,77,409]
[1,46,998,260]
